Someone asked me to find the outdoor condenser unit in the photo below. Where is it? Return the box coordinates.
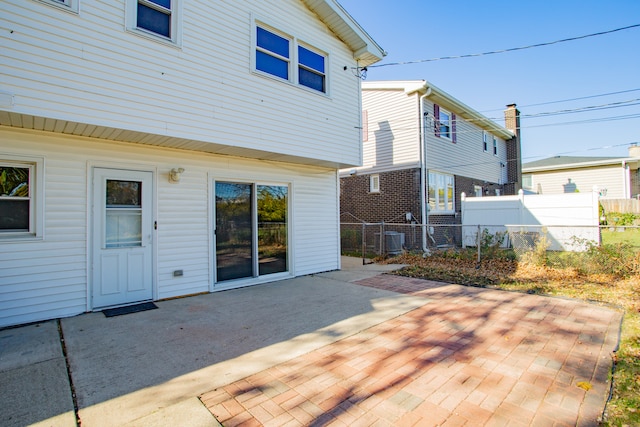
[375,231,405,255]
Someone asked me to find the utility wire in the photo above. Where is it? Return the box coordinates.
[369,24,640,68]
[479,88,640,113]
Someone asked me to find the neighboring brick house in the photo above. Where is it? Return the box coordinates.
[522,145,640,199]
[340,80,521,250]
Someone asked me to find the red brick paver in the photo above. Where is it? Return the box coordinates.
[201,276,620,426]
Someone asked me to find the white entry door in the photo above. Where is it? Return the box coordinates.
[92,168,154,308]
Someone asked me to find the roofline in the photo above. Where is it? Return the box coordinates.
[302,0,387,67]
[362,80,515,140]
[523,157,640,173]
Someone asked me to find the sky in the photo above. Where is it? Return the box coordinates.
[338,0,640,163]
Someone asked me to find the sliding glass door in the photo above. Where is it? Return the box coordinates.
[215,181,288,283]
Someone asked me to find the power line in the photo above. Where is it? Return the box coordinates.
[369,24,640,68]
[479,88,640,113]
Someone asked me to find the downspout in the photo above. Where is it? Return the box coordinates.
[623,160,630,198]
[419,87,432,253]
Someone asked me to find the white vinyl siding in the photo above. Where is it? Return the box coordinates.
[1,0,362,168]
[0,128,341,328]
[360,89,420,172]
[35,0,79,13]
[527,165,626,198]
[424,99,508,185]
[358,88,508,185]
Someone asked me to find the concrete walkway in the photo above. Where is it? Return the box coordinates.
[0,258,621,426]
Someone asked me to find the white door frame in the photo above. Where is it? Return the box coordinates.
[88,165,157,310]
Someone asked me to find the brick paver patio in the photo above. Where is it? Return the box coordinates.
[200,275,621,426]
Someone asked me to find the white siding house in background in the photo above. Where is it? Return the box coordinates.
[522,145,640,199]
[340,80,521,250]
[0,0,385,328]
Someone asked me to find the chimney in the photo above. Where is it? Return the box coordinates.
[628,143,640,158]
[504,104,522,195]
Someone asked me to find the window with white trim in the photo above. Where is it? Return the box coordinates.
[438,108,451,139]
[483,132,488,152]
[433,104,456,142]
[298,44,326,92]
[126,0,181,44]
[493,137,498,156]
[474,185,483,197]
[36,0,79,13]
[370,175,380,193]
[254,23,328,94]
[428,172,454,213]
[0,157,44,239]
[522,174,533,190]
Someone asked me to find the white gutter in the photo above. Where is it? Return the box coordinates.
[419,88,431,253]
[623,160,631,198]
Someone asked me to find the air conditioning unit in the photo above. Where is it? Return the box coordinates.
[375,231,405,255]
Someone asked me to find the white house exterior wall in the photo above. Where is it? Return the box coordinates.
[356,88,508,185]
[422,99,508,184]
[1,0,363,167]
[361,89,421,172]
[0,127,340,328]
[528,165,625,198]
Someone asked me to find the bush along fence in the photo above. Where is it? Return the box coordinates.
[340,222,640,272]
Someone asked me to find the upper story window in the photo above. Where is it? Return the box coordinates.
[254,22,328,94]
[298,45,326,92]
[0,156,44,240]
[483,132,488,152]
[36,0,79,13]
[256,27,291,80]
[428,172,454,213]
[522,174,533,190]
[433,104,456,142]
[493,137,498,156]
[362,110,369,142]
[127,0,181,45]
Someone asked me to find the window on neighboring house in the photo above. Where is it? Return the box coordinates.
[493,137,498,156]
[428,172,454,213]
[495,189,501,196]
[127,0,180,44]
[362,110,368,142]
[522,174,533,190]
[483,132,488,152]
[433,104,456,142]
[254,23,328,94]
[474,185,483,197]
[36,0,79,13]
[0,157,43,239]
[370,175,380,193]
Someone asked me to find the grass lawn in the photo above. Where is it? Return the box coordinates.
[385,251,640,426]
[601,227,640,248]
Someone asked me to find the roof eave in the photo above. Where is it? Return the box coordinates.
[363,80,514,140]
[523,157,639,172]
[302,0,386,67]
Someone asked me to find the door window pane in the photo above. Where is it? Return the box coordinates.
[216,182,253,281]
[105,180,142,248]
[258,185,287,275]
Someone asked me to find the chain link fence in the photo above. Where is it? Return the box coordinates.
[341,222,640,264]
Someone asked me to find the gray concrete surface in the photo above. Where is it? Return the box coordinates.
[0,321,76,427]
[0,258,414,427]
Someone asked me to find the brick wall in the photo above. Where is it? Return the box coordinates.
[340,168,422,223]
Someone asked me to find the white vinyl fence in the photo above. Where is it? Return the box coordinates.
[461,189,600,251]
